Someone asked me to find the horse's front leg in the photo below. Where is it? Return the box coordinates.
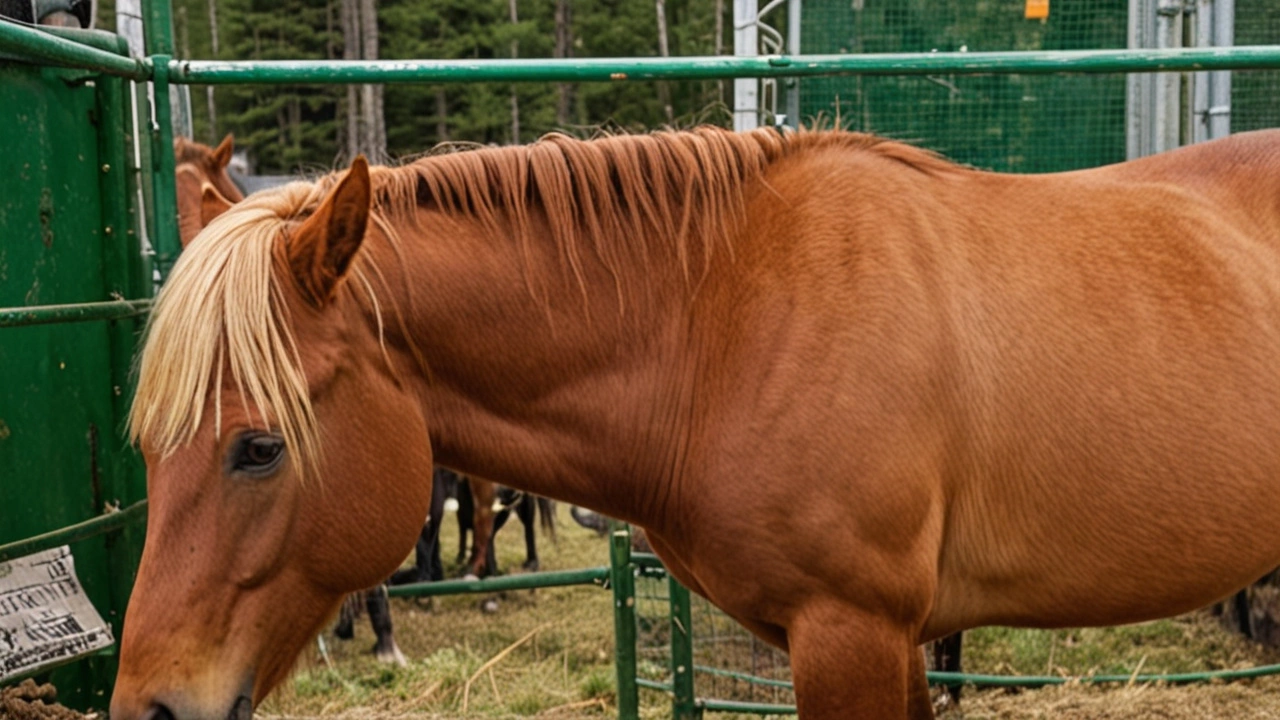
[789,603,934,719]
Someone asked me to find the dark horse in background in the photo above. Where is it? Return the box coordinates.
[390,468,556,586]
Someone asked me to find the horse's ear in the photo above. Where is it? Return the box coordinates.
[200,183,234,226]
[287,156,371,307]
[211,134,235,169]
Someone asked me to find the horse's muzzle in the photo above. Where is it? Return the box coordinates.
[133,695,251,720]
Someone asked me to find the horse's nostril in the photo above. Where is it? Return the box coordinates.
[228,696,252,720]
[141,703,177,720]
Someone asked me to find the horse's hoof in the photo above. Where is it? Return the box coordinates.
[374,642,408,666]
[522,560,540,572]
[463,573,480,582]
[480,597,499,614]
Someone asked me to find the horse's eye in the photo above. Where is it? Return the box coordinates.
[230,432,285,476]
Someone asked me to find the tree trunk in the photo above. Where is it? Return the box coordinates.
[435,87,449,142]
[358,0,384,161]
[714,0,724,105]
[340,0,359,162]
[655,0,673,124]
[509,0,519,144]
[554,0,573,127]
[206,0,219,142]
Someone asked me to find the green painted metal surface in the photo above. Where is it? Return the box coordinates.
[0,299,152,328]
[799,0,1129,173]
[668,578,698,720]
[387,566,608,597]
[169,46,1280,86]
[0,50,148,710]
[0,21,149,79]
[149,54,180,281]
[0,501,148,563]
[610,530,640,720]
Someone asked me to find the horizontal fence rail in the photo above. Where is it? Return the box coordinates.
[171,47,1280,85]
[0,19,149,79]
[387,566,610,597]
[0,500,148,562]
[0,299,153,328]
[5,19,1280,86]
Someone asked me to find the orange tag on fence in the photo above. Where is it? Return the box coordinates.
[1025,0,1049,19]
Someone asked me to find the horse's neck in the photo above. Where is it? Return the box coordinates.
[378,207,697,523]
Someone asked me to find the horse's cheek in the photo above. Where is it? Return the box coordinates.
[299,430,434,591]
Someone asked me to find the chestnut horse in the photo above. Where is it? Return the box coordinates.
[115,127,1280,719]
[174,135,242,246]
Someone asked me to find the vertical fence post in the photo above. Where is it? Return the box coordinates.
[148,54,180,281]
[669,576,699,719]
[610,528,639,720]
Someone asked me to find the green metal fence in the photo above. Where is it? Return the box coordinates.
[798,0,1280,173]
[4,11,1280,718]
[0,32,150,706]
[799,0,1130,172]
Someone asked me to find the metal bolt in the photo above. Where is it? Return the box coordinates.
[101,163,110,173]
[104,226,113,235]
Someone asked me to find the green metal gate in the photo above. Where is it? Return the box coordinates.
[0,27,149,709]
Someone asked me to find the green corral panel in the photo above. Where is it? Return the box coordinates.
[799,0,1129,173]
[0,49,148,711]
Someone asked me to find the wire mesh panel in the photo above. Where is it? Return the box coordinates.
[799,0,1129,173]
[1234,3,1280,133]
[635,571,796,709]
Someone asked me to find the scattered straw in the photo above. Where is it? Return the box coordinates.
[461,622,552,712]
[536,697,609,715]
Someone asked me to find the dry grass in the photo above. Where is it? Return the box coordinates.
[259,508,1280,719]
[939,612,1280,720]
[944,677,1280,719]
[260,508,668,719]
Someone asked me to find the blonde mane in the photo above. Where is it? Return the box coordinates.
[130,182,329,476]
[129,126,948,476]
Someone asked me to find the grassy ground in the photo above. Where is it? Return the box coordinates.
[260,508,665,719]
[259,508,1280,719]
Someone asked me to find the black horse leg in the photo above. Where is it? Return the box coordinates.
[519,495,539,571]
[456,477,473,566]
[334,592,358,639]
[390,468,448,585]
[365,584,406,665]
[933,631,964,705]
[1233,588,1255,639]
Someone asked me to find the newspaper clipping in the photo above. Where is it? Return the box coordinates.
[0,546,115,682]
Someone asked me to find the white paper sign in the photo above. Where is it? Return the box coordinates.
[0,546,115,682]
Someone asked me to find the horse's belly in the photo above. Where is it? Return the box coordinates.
[934,460,1280,634]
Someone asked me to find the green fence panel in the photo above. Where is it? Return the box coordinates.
[800,0,1130,173]
[1234,3,1280,133]
[0,49,149,710]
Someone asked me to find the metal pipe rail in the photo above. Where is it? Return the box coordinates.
[387,566,609,597]
[0,299,153,328]
[169,46,1280,86]
[0,500,148,562]
[0,18,149,79]
[5,18,1280,86]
